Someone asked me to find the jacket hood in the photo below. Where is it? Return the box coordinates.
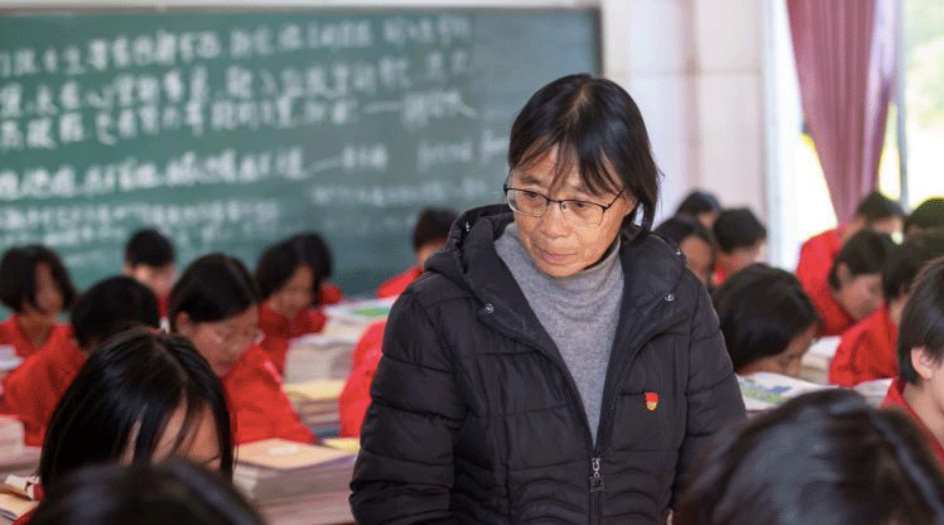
[424,204,688,316]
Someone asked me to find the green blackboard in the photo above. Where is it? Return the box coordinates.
[0,9,599,296]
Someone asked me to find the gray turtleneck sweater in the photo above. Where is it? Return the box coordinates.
[495,222,624,442]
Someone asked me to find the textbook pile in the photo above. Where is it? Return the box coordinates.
[283,379,346,428]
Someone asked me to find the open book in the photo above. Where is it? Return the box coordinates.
[738,372,834,414]
[234,439,356,503]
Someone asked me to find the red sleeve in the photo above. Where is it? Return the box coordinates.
[224,347,314,445]
[319,283,344,306]
[338,321,386,437]
[829,325,868,387]
[257,335,290,377]
[796,229,842,290]
[375,267,422,299]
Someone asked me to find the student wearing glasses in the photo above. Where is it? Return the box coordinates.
[351,74,745,524]
[169,254,313,445]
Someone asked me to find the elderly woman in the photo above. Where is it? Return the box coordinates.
[350,74,745,524]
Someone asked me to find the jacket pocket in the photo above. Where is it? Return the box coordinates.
[609,391,684,451]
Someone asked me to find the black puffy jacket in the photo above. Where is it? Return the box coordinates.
[351,205,745,524]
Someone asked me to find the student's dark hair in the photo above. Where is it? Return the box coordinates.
[40,330,234,489]
[654,214,715,247]
[290,232,333,280]
[169,254,259,331]
[508,73,661,236]
[412,207,458,252]
[712,208,767,254]
[124,228,176,268]
[31,461,264,525]
[828,229,895,290]
[711,264,818,373]
[0,244,76,314]
[255,239,317,301]
[676,190,721,218]
[855,191,905,224]
[882,231,944,301]
[905,198,944,235]
[71,276,160,351]
[675,389,944,525]
[897,257,944,385]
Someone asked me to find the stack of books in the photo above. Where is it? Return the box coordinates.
[283,379,346,428]
[0,416,24,458]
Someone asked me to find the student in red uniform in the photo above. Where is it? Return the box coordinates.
[0,277,160,447]
[712,264,818,377]
[830,232,944,386]
[123,229,177,320]
[655,215,716,287]
[676,390,944,525]
[883,257,944,469]
[675,190,722,229]
[169,254,314,445]
[796,192,903,292]
[291,232,343,306]
[13,330,234,525]
[338,320,386,437]
[904,197,944,237]
[711,208,766,284]
[376,207,458,298]
[0,246,76,362]
[255,238,326,374]
[806,230,894,336]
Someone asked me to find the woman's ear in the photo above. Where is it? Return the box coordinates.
[174,311,194,337]
[836,262,852,286]
[911,346,937,381]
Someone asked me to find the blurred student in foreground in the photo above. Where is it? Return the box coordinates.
[123,228,177,319]
[675,389,944,525]
[830,231,944,386]
[0,277,160,447]
[376,207,458,298]
[30,461,265,525]
[712,264,818,378]
[655,215,716,287]
[675,190,721,229]
[796,192,903,292]
[711,208,766,284]
[0,245,75,361]
[883,257,944,467]
[804,229,894,336]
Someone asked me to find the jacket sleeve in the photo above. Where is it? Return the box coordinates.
[674,277,745,500]
[350,290,465,525]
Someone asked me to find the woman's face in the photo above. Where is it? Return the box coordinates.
[122,404,222,471]
[176,306,260,377]
[510,150,636,278]
[739,324,817,378]
[267,265,315,321]
[21,262,64,325]
[837,269,884,321]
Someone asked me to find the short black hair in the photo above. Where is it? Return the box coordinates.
[71,276,161,351]
[290,232,333,280]
[169,254,259,331]
[712,208,767,254]
[905,198,944,234]
[828,229,895,290]
[711,264,818,373]
[412,208,458,252]
[31,461,264,525]
[654,214,715,247]
[897,257,944,385]
[676,190,721,218]
[0,244,76,314]
[125,229,176,269]
[40,330,234,488]
[255,239,317,301]
[508,74,661,236]
[882,231,944,301]
[676,389,944,525]
[855,191,904,224]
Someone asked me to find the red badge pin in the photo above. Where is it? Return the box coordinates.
[645,392,659,411]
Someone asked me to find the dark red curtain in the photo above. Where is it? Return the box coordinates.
[787,0,898,223]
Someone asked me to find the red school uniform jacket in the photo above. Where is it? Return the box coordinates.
[0,337,84,447]
[319,282,344,306]
[0,316,73,361]
[804,276,856,337]
[375,266,423,299]
[883,378,944,468]
[828,306,898,387]
[338,320,386,438]
[257,304,327,375]
[796,227,844,291]
[222,344,314,445]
